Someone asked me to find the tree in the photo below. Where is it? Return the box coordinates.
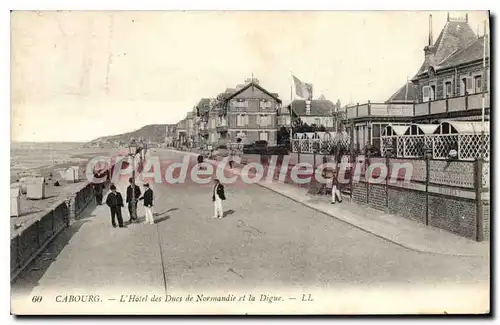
[318,125,326,132]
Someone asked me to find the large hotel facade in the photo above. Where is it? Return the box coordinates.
[343,14,490,152]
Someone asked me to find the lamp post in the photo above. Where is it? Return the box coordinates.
[129,139,138,221]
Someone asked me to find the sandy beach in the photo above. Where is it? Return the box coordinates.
[10,142,122,236]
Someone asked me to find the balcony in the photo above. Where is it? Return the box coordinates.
[345,102,414,119]
[216,119,228,133]
[414,92,490,116]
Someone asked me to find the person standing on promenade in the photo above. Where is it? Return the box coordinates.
[331,148,343,204]
[126,177,142,223]
[139,183,154,225]
[212,178,226,219]
[105,184,125,228]
[94,183,104,205]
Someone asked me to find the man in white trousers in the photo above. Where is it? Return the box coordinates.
[331,154,343,204]
[139,183,155,224]
[212,178,226,219]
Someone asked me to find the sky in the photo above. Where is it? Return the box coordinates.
[11,10,489,142]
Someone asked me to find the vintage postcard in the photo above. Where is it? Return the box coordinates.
[10,10,490,315]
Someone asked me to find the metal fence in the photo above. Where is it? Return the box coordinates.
[381,133,490,161]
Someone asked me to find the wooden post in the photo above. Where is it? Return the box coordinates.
[366,156,370,204]
[475,158,484,242]
[425,155,430,226]
[385,155,390,208]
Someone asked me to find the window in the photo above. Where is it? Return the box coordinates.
[430,85,436,101]
[461,77,474,95]
[259,115,271,126]
[260,100,272,109]
[237,115,248,126]
[475,76,482,93]
[314,118,321,126]
[234,100,248,108]
[260,132,268,141]
[445,81,452,98]
[422,86,430,102]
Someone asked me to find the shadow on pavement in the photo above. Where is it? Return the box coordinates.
[152,207,178,218]
[222,209,235,218]
[154,215,170,224]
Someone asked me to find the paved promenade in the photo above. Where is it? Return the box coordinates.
[11,149,490,314]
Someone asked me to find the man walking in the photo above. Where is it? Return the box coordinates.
[126,177,142,223]
[139,183,154,225]
[212,178,226,219]
[331,151,343,204]
[105,184,125,228]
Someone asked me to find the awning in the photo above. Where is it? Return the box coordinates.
[382,125,410,136]
[404,124,440,135]
[435,121,490,134]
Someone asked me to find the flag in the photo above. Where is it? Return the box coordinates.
[292,75,313,100]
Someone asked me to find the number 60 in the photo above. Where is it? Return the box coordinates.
[32,295,43,303]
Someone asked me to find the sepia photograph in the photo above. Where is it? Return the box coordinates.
[9,9,491,315]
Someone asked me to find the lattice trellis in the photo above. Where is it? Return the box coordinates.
[291,138,350,154]
[381,133,489,161]
[459,134,490,160]
[432,134,458,159]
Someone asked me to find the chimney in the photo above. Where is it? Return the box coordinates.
[466,13,468,23]
[305,100,311,115]
[423,14,436,71]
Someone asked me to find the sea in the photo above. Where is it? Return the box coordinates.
[10,142,90,183]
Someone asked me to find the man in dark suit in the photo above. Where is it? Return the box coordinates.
[139,183,154,225]
[212,178,226,219]
[105,184,125,228]
[126,177,142,223]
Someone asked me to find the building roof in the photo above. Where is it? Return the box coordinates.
[385,81,418,103]
[224,82,282,103]
[438,36,489,69]
[287,100,334,116]
[417,20,477,75]
[197,98,211,107]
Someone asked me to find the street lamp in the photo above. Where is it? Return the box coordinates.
[139,139,145,161]
[128,139,138,221]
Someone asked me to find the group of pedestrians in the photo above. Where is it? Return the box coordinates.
[104,177,155,228]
